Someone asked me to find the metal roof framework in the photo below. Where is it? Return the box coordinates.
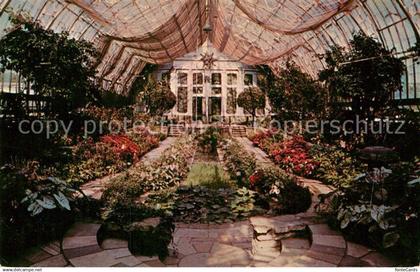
[0,0,419,94]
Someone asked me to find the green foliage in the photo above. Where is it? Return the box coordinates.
[21,177,74,216]
[257,65,281,108]
[102,137,195,207]
[0,92,26,118]
[3,161,77,216]
[138,76,176,116]
[128,64,158,103]
[82,105,134,132]
[237,86,265,124]
[0,164,75,262]
[0,119,72,165]
[127,217,174,260]
[223,139,311,214]
[230,187,260,217]
[319,32,405,123]
[195,127,221,153]
[260,62,328,120]
[279,181,312,213]
[186,163,234,189]
[100,91,134,108]
[0,15,100,113]
[382,109,420,161]
[101,204,174,261]
[323,164,420,265]
[309,144,365,187]
[250,165,312,214]
[250,165,287,194]
[65,139,129,185]
[146,186,265,224]
[222,140,257,187]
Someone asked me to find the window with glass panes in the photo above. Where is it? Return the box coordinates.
[227,73,238,114]
[244,74,253,86]
[193,72,203,94]
[211,73,222,95]
[177,72,188,113]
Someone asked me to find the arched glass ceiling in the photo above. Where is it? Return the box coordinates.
[0,0,419,94]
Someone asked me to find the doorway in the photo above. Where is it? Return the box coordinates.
[192,96,204,121]
[208,97,221,122]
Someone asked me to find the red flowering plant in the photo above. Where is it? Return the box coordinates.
[250,131,272,147]
[101,134,141,163]
[249,170,263,189]
[247,165,311,214]
[268,136,318,177]
[66,137,128,184]
[128,127,161,156]
[250,130,284,153]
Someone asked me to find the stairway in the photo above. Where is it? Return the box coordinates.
[249,214,393,267]
[168,125,186,137]
[230,126,247,137]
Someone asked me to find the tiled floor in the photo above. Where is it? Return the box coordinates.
[22,217,393,267]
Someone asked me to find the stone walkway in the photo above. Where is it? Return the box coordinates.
[80,137,177,200]
[238,137,272,165]
[22,216,393,267]
[18,136,395,267]
[140,137,177,163]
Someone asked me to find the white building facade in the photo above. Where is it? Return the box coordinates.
[156,43,270,123]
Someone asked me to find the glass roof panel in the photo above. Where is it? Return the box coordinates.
[0,0,418,92]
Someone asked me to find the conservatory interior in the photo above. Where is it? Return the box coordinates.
[0,0,419,268]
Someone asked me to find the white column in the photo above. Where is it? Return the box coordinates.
[170,69,177,116]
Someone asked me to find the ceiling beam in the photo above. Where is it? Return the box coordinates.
[65,0,112,28]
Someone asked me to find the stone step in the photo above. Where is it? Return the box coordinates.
[168,125,187,137]
[230,126,247,137]
[248,214,395,267]
[62,222,146,267]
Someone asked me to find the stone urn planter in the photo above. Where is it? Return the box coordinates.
[127,217,174,261]
[358,146,399,169]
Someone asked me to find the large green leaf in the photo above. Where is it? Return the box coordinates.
[54,192,71,210]
[407,178,420,187]
[383,232,400,248]
[36,196,57,209]
[29,202,44,216]
[340,211,351,229]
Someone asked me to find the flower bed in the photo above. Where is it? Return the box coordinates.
[250,131,363,187]
[102,137,195,207]
[99,138,195,257]
[101,134,141,162]
[309,144,365,187]
[144,186,265,224]
[248,165,312,214]
[195,127,221,154]
[249,130,283,152]
[222,139,311,215]
[222,140,256,188]
[65,129,161,184]
[268,136,318,176]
